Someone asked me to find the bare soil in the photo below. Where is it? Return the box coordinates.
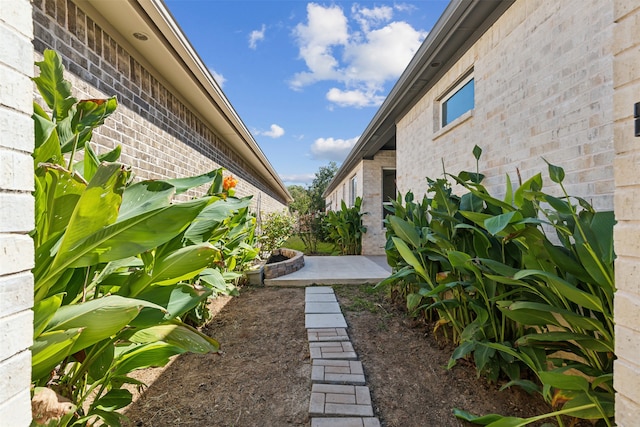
[123,285,553,427]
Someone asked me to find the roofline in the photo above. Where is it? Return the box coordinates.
[324,0,514,198]
[76,0,292,203]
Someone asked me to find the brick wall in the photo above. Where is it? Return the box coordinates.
[0,0,34,424]
[325,150,395,255]
[613,1,640,424]
[397,0,613,210]
[32,0,287,214]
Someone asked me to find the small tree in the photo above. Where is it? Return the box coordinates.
[308,161,338,213]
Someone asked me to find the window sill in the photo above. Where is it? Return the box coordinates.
[433,110,474,141]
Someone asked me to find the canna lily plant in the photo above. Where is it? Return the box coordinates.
[30,49,257,426]
[378,146,615,426]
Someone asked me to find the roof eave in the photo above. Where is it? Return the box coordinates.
[76,0,292,203]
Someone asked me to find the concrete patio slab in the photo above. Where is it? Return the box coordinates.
[308,328,349,342]
[309,341,357,360]
[311,418,381,427]
[305,302,342,314]
[265,256,391,286]
[309,384,373,417]
[306,313,347,329]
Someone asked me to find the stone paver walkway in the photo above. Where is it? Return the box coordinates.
[305,286,381,426]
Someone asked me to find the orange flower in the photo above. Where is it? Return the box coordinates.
[223,175,238,191]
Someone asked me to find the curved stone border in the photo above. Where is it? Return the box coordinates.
[263,248,305,279]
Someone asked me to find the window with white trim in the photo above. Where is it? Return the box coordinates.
[349,175,357,207]
[441,73,474,127]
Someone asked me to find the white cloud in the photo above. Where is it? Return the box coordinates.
[280,173,315,185]
[209,68,226,87]
[289,3,427,107]
[257,124,285,138]
[326,88,384,108]
[310,136,359,162]
[249,24,266,49]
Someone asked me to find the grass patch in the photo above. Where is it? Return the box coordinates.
[282,236,337,255]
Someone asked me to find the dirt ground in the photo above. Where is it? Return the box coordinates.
[123,285,554,427]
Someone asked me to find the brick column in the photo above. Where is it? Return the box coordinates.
[613,1,640,424]
[0,0,34,424]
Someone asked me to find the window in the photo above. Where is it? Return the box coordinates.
[349,175,357,207]
[441,74,474,127]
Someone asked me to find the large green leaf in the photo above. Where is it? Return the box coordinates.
[49,163,129,273]
[93,389,132,411]
[517,332,613,352]
[484,211,522,236]
[184,197,250,243]
[33,293,64,338]
[127,242,218,297]
[118,180,176,221]
[33,103,62,166]
[388,215,422,248]
[539,370,589,391]
[31,328,82,380]
[33,49,77,121]
[513,270,604,312]
[128,322,219,353]
[45,295,164,354]
[112,342,185,376]
[162,168,223,195]
[391,236,430,284]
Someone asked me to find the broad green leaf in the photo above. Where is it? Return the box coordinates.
[88,339,115,382]
[72,97,118,136]
[544,158,565,184]
[45,295,163,354]
[128,322,219,353]
[162,168,223,195]
[517,332,613,352]
[484,211,521,236]
[112,342,184,376]
[447,341,476,369]
[184,197,251,243]
[513,270,604,312]
[561,392,614,419]
[33,293,64,337]
[98,144,122,162]
[453,409,503,425]
[44,197,212,286]
[391,237,430,283]
[136,284,212,322]
[31,328,82,380]
[514,173,543,208]
[93,389,132,411]
[539,370,589,391]
[406,293,422,311]
[128,243,218,297]
[33,49,77,121]
[118,180,176,221]
[33,103,62,166]
[388,216,421,248]
[473,145,483,160]
[50,163,129,273]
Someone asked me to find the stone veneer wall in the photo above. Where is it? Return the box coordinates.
[32,0,287,214]
[0,0,34,424]
[612,1,640,424]
[397,0,613,211]
[325,150,395,255]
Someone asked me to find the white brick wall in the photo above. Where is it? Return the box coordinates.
[613,1,640,424]
[0,0,34,425]
[397,0,614,210]
[325,151,395,255]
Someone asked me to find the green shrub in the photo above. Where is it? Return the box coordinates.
[31,50,257,426]
[258,211,295,258]
[324,197,366,255]
[379,146,615,426]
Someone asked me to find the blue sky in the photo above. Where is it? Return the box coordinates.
[164,0,449,186]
